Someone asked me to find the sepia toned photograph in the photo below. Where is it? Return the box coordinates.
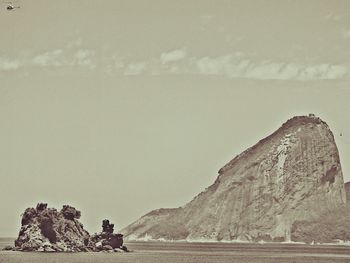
[1,0,350,262]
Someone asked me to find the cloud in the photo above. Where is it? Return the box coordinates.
[32,49,64,67]
[194,55,348,80]
[0,58,21,71]
[0,46,97,72]
[160,49,187,64]
[73,49,95,69]
[124,62,146,75]
[196,55,233,76]
[297,64,348,80]
[31,48,96,69]
[2,45,348,81]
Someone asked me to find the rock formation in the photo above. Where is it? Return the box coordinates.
[15,203,89,252]
[90,219,127,252]
[121,115,346,242]
[12,203,127,252]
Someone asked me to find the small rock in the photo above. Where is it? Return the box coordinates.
[44,246,56,252]
[121,245,129,252]
[95,241,103,248]
[102,245,113,251]
[2,245,14,251]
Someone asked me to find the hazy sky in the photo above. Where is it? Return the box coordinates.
[1,0,350,237]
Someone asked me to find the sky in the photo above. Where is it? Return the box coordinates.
[0,0,350,237]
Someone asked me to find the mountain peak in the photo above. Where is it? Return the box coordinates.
[219,114,332,175]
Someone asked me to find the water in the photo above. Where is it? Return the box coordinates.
[1,238,350,263]
[0,238,13,250]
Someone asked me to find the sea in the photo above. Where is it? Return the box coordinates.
[1,238,350,263]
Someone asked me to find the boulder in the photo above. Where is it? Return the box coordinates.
[90,219,125,251]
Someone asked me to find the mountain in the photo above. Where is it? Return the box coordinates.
[121,115,346,242]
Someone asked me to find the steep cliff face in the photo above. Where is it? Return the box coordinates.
[122,115,346,242]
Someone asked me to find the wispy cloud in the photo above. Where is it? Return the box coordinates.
[0,45,96,72]
[124,62,146,75]
[73,49,96,69]
[194,55,348,80]
[160,49,187,64]
[0,58,21,71]
[1,43,349,81]
[32,49,64,67]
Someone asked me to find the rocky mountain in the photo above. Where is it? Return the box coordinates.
[13,203,128,252]
[121,115,346,242]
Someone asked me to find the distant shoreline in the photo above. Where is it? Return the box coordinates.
[2,237,350,249]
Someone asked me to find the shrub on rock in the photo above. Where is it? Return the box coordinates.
[61,205,81,220]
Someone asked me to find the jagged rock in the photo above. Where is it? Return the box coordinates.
[36,203,47,211]
[121,115,346,242]
[14,203,127,252]
[90,219,125,251]
[15,203,90,252]
[102,219,114,234]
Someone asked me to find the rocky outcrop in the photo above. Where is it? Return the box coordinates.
[12,203,128,252]
[15,203,89,252]
[121,115,346,242]
[90,219,128,252]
